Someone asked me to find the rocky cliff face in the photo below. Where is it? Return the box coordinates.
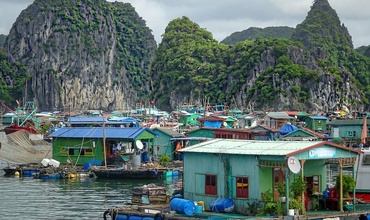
[5,0,156,111]
[233,45,362,112]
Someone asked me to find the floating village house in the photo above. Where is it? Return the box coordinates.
[49,127,157,166]
[304,116,328,132]
[179,139,361,214]
[152,128,185,161]
[249,125,280,140]
[329,118,369,147]
[280,127,326,141]
[235,114,259,129]
[263,112,294,129]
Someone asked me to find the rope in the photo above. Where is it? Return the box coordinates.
[72,127,97,168]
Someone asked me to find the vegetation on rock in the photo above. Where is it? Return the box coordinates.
[1,0,370,113]
[221,26,294,45]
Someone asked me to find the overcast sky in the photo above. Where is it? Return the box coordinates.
[0,0,369,48]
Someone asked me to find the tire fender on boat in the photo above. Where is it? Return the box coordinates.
[103,210,109,220]
[154,212,166,220]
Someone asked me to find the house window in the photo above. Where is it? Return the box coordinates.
[236,177,249,198]
[347,131,356,137]
[84,148,94,156]
[215,134,221,138]
[79,149,85,156]
[67,147,94,156]
[362,155,370,165]
[68,148,75,155]
[58,147,67,156]
[205,174,217,195]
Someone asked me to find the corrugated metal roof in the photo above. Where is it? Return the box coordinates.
[328,119,366,125]
[267,112,294,119]
[50,127,156,139]
[153,128,185,138]
[178,139,350,156]
[309,116,328,120]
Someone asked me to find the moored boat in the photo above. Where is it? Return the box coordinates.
[90,166,166,179]
[2,163,41,177]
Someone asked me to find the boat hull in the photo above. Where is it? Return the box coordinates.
[92,168,164,179]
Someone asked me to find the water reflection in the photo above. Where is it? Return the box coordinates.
[0,173,181,220]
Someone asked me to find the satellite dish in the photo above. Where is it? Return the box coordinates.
[223,122,227,127]
[136,140,143,150]
[287,156,301,174]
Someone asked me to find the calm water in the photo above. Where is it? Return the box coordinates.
[0,171,181,220]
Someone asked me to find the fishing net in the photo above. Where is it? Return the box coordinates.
[0,130,52,166]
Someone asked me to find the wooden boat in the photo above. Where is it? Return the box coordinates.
[90,166,166,179]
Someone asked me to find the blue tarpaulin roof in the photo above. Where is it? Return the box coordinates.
[204,121,222,128]
[50,127,156,139]
[280,123,298,135]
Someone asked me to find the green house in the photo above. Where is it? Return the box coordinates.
[178,113,200,128]
[179,139,361,214]
[50,127,157,166]
[329,118,368,146]
[152,128,185,160]
[305,116,328,131]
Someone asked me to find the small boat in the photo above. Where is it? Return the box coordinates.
[91,166,166,179]
[3,167,17,175]
[2,163,41,177]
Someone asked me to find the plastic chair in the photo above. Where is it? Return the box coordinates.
[304,192,313,211]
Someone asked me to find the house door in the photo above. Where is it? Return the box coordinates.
[274,168,285,200]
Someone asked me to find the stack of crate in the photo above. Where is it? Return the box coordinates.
[131,183,168,204]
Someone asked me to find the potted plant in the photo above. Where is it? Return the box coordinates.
[257,201,283,217]
[159,155,170,167]
[261,189,273,202]
[335,174,356,198]
[275,182,286,202]
[289,198,302,215]
[290,177,307,200]
[246,200,258,216]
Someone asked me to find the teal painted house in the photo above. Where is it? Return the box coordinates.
[305,116,328,131]
[50,127,157,166]
[329,118,368,146]
[179,139,361,214]
[178,113,200,128]
[152,128,185,160]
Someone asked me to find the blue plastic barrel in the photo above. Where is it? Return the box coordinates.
[115,214,128,220]
[172,170,179,176]
[170,198,195,215]
[210,198,234,213]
